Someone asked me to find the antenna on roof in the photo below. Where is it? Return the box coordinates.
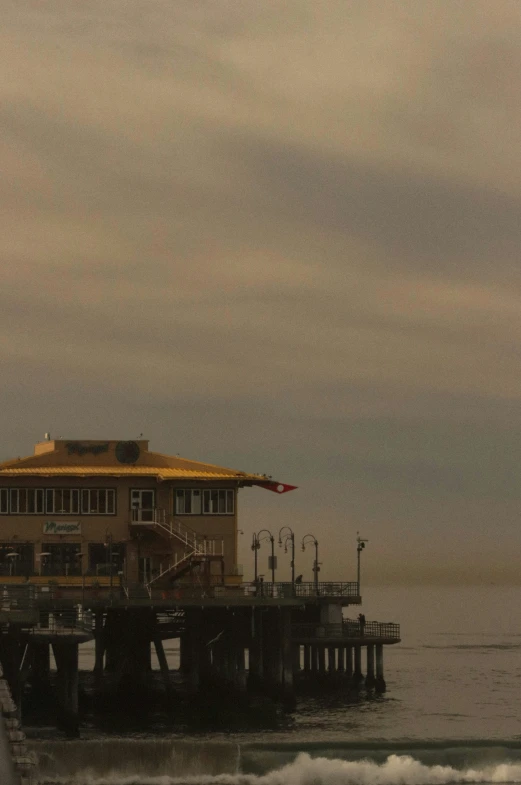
[137,433,143,439]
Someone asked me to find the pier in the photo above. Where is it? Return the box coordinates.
[0,579,400,737]
[0,437,401,745]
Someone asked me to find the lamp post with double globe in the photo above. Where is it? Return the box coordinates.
[301,534,319,594]
[278,526,295,586]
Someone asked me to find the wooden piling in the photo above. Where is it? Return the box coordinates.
[52,643,79,738]
[375,644,386,692]
[346,645,353,682]
[93,611,105,682]
[337,646,345,673]
[353,645,363,684]
[365,644,376,688]
[280,607,294,702]
[327,646,336,674]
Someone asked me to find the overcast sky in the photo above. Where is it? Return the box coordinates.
[2,1,521,584]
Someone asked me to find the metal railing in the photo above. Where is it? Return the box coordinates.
[343,618,400,639]
[244,581,360,598]
[131,507,166,525]
[30,609,94,635]
[292,619,400,640]
[130,509,224,572]
[0,585,36,609]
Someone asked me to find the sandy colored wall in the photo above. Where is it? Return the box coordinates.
[0,476,239,576]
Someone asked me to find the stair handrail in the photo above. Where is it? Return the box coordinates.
[130,509,224,554]
[148,548,197,585]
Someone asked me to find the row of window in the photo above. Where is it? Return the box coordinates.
[0,488,236,516]
[175,489,235,515]
[0,488,116,515]
[0,542,125,576]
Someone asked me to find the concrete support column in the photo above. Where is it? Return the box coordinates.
[292,644,301,675]
[310,645,318,672]
[186,609,203,692]
[236,652,248,693]
[375,644,386,692]
[337,647,345,673]
[262,610,281,691]
[346,645,353,682]
[179,634,189,674]
[365,644,376,688]
[327,647,336,673]
[318,646,326,675]
[153,636,171,693]
[280,607,295,705]
[93,611,104,682]
[52,643,79,737]
[103,610,118,673]
[31,644,51,694]
[303,645,311,672]
[353,645,363,684]
[248,608,264,687]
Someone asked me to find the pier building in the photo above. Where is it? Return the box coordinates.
[0,437,281,587]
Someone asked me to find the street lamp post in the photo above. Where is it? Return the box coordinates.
[255,529,276,584]
[6,550,19,577]
[105,530,114,591]
[38,552,51,577]
[356,533,368,595]
[75,551,85,604]
[301,534,319,594]
[251,533,260,584]
[278,526,295,586]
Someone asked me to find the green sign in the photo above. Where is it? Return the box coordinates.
[43,521,81,535]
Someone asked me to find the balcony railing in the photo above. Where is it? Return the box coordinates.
[131,507,166,524]
[292,619,401,641]
[244,581,360,598]
[343,618,400,639]
[0,584,36,609]
[30,609,94,636]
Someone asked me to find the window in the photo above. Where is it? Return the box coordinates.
[175,489,202,515]
[81,489,116,515]
[46,489,80,515]
[0,487,116,515]
[9,489,44,515]
[175,489,234,514]
[0,543,34,576]
[41,543,82,576]
[203,489,234,515]
[88,542,126,576]
[130,489,155,521]
[0,489,9,514]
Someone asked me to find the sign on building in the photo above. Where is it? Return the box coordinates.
[43,521,81,535]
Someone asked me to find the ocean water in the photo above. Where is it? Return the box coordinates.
[28,586,521,785]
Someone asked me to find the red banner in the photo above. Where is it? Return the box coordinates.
[257,482,298,494]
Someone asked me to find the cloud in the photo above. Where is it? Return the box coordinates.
[2,0,521,582]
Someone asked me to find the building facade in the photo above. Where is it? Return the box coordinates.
[0,438,274,587]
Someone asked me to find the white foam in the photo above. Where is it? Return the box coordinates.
[39,753,521,785]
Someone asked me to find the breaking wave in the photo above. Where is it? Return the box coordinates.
[37,751,521,785]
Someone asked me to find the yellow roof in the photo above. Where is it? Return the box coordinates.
[0,466,262,482]
[0,440,275,485]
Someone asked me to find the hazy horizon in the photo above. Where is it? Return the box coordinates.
[2,2,521,586]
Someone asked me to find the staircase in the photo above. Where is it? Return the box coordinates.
[130,509,224,586]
